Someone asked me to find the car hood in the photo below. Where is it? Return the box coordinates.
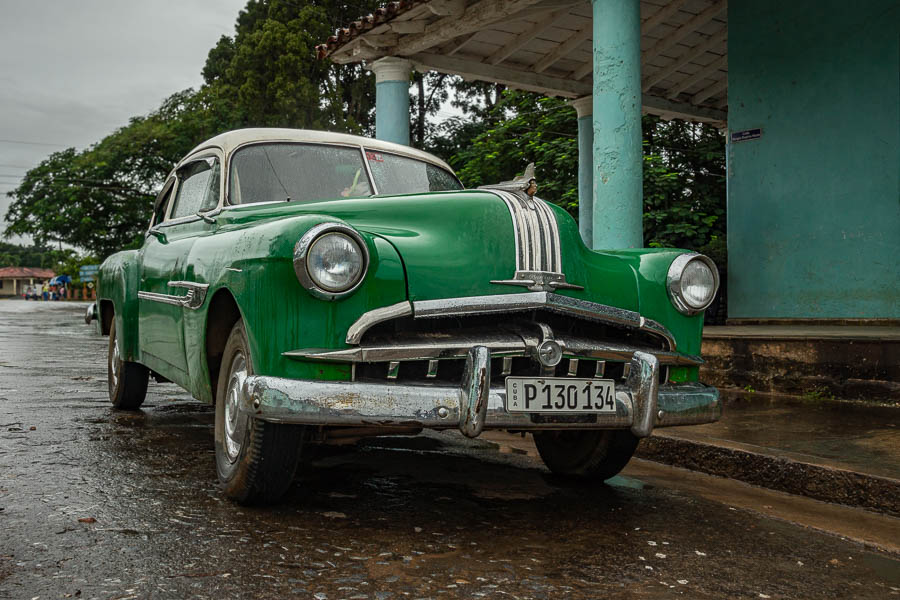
[304,190,643,312]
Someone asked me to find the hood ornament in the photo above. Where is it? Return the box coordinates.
[479,163,537,205]
[479,164,583,293]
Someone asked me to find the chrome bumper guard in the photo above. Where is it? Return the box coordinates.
[240,348,720,438]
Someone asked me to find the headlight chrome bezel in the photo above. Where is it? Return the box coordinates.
[666,253,720,316]
[293,222,369,301]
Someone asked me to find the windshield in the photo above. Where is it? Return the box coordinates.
[230,143,372,205]
[229,143,461,205]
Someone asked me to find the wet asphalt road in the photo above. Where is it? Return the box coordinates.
[1,301,899,599]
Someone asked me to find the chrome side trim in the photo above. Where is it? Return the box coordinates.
[137,281,209,310]
[345,300,413,344]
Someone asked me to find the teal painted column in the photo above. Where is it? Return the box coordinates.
[591,0,643,249]
[570,96,594,246]
[370,57,411,146]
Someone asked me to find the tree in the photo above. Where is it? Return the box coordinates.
[202,0,379,133]
[440,91,579,216]
[0,242,68,269]
[4,87,241,257]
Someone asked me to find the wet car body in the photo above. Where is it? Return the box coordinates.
[94,128,721,503]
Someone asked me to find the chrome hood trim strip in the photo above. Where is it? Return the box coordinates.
[478,180,581,292]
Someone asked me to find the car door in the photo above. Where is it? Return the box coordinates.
[138,153,221,384]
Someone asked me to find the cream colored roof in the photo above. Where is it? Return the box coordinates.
[185,127,455,172]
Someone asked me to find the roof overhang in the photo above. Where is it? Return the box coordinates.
[316,0,728,126]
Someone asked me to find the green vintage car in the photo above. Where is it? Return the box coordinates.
[93,128,721,504]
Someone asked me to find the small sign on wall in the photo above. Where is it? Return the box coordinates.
[731,128,762,143]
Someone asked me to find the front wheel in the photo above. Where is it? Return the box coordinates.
[533,430,639,481]
[107,318,148,410]
[214,320,304,505]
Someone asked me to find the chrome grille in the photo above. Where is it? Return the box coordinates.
[351,311,673,385]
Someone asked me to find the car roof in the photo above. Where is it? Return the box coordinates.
[184,128,455,173]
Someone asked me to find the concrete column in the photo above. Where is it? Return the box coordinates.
[591,0,643,249]
[569,96,594,246]
[369,57,412,146]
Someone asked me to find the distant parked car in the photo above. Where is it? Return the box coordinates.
[90,128,721,504]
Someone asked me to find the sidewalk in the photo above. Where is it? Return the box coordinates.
[482,392,900,517]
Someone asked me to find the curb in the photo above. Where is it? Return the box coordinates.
[635,434,900,518]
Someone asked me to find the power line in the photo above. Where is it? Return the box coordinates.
[0,138,69,148]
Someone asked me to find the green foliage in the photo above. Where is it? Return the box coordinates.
[4,88,239,257]
[435,91,726,255]
[801,387,835,402]
[642,116,727,251]
[0,242,69,269]
[439,91,579,216]
[203,0,378,132]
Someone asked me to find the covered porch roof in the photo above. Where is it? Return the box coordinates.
[316,0,727,126]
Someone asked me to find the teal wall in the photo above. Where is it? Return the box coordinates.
[727,0,900,318]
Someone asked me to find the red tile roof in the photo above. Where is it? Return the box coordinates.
[315,0,424,59]
[0,267,55,279]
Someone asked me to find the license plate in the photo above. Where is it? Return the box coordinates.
[505,377,616,413]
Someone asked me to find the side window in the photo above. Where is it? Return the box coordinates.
[151,183,174,227]
[170,158,220,219]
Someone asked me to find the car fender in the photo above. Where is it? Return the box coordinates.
[180,213,407,402]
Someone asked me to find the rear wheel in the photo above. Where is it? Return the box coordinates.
[533,430,639,480]
[107,319,148,410]
[214,319,304,505]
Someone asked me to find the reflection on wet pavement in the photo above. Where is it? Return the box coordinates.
[666,392,900,480]
[1,301,899,599]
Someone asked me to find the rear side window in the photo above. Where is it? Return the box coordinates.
[171,159,220,219]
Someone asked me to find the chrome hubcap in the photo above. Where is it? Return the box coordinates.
[223,352,248,462]
[110,333,120,389]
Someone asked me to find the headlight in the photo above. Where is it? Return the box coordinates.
[294,223,369,300]
[666,253,719,315]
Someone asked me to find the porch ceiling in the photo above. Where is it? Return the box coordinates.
[316,0,728,126]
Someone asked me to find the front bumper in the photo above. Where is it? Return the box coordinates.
[240,349,720,438]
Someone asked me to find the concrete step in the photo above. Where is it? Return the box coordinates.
[700,325,900,401]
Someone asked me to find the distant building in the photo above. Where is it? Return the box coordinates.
[0,267,55,298]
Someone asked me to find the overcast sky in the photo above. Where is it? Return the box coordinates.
[0,0,248,243]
